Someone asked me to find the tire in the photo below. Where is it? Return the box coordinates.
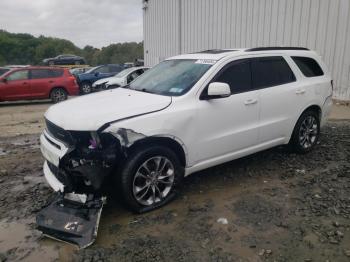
[80,82,92,94]
[289,109,320,154]
[117,145,184,213]
[75,60,80,65]
[50,88,67,103]
[49,61,54,66]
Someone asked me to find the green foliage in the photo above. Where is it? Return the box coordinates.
[0,30,143,66]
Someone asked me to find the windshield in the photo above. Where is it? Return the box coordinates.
[129,59,213,96]
[85,66,99,74]
[115,67,135,78]
[0,68,10,76]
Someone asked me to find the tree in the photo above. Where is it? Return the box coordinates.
[0,30,143,66]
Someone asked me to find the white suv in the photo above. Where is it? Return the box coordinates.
[40,47,333,213]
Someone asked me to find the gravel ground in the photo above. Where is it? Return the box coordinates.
[0,103,349,261]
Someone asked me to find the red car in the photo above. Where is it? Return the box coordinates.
[0,67,79,103]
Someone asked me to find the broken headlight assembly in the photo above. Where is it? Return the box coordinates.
[59,131,121,193]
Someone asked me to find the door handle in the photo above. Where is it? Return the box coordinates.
[244,98,258,105]
[295,89,306,94]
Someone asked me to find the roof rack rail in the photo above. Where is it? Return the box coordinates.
[245,47,309,52]
[195,49,236,54]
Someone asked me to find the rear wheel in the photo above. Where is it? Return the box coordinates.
[50,88,67,103]
[74,60,80,65]
[80,82,92,94]
[289,110,320,153]
[118,145,184,213]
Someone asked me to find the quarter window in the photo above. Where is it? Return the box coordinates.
[214,59,252,94]
[252,56,296,89]
[7,70,29,81]
[291,56,324,77]
[49,69,64,77]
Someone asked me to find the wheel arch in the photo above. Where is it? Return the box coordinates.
[49,86,68,98]
[288,104,322,142]
[126,136,187,168]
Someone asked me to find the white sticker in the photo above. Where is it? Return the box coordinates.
[169,87,183,93]
[195,59,217,65]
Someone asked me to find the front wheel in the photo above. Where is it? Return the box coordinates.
[80,82,92,94]
[118,146,184,213]
[50,88,67,103]
[289,110,320,154]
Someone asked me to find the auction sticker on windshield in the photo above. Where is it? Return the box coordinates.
[195,59,217,65]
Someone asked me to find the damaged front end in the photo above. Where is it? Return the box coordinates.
[37,120,123,248]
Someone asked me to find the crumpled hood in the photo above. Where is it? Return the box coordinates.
[45,88,172,131]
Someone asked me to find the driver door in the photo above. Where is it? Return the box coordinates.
[194,59,260,163]
[0,69,31,101]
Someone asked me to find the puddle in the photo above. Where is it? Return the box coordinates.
[0,219,58,262]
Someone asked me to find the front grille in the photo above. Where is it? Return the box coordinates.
[45,119,74,145]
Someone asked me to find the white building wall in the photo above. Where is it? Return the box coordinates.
[143,0,350,101]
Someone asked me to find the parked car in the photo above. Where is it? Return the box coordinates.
[92,66,149,90]
[0,66,79,103]
[39,47,332,244]
[0,67,11,76]
[43,54,86,66]
[76,64,124,94]
[69,67,91,77]
[123,62,134,68]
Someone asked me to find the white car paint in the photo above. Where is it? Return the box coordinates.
[92,66,149,88]
[45,87,171,131]
[41,48,332,192]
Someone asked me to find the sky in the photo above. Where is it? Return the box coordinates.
[0,0,143,48]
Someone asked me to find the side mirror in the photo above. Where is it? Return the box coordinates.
[1,78,7,83]
[94,72,99,76]
[206,82,231,99]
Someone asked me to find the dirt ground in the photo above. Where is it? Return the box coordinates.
[0,101,350,262]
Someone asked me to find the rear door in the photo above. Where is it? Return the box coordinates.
[253,56,302,144]
[29,69,52,98]
[0,69,30,100]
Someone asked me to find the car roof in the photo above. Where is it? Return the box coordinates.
[5,66,67,72]
[167,47,317,61]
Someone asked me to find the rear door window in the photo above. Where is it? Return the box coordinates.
[291,56,324,77]
[214,59,252,94]
[252,56,296,89]
[31,69,50,79]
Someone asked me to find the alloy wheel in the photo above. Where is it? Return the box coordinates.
[132,156,175,206]
[82,84,91,94]
[52,89,66,102]
[298,115,318,149]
